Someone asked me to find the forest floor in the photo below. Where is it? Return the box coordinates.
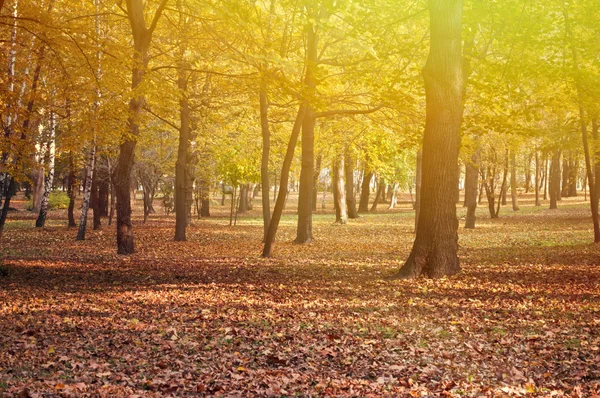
[1,194,600,397]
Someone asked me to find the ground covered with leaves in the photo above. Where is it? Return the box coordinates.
[1,197,600,397]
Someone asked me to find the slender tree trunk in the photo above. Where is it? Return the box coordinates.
[370,179,385,212]
[312,154,321,212]
[333,156,347,224]
[561,156,570,198]
[260,82,271,240]
[358,170,373,213]
[67,152,77,227]
[535,152,541,207]
[464,148,478,228]
[582,117,600,242]
[36,113,55,228]
[388,183,399,210]
[344,150,358,218]
[262,106,306,257]
[510,150,519,211]
[76,143,96,240]
[393,0,464,279]
[543,155,548,201]
[525,152,532,193]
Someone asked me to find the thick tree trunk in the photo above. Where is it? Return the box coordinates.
[510,150,519,211]
[393,0,464,279]
[238,184,249,212]
[295,18,318,244]
[262,106,306,257]
[175,67,190,240]
[568,157,578,197]
[358,170,373,213]
[464,149,478,229]
[91,170,101,229]
[98,173,109,217]
[561,156,570,198]
[344,150,358,218]
[295,108,315,243]
[115,0,167,254]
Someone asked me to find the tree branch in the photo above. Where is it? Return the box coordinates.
[315,105,383,119]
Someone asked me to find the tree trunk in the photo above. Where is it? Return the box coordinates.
[415,149,423,231]
[259,81,271,240]
[582,117,600,242]
[370,179,385,212]
[464,148,478,228]
[561,156,570,198]
[525,152,532,193]
[312,155,321,213]
[115,0,167,254]
[91,169,101,229]
[388,183,399,210]
[67,152,77,227]
[510,150,519,211]
[393,0,464,279]
[543,155,548,201]
[568,157,578,197]
[535,152,541,206]
[295,17,318,244]
[549,150,561,210]
[76,142,96,240]
[238,183,249,213]
[262,106,306,257]
[358,170,373,213]
[31,167,44,213]
[344,150,358,218]
[36,114,55,228]
[333,156,347,224]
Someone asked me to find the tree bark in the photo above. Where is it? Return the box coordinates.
[549,150,561,210]
[115,0,167,254]
[535,152,541,206]
[91,169,101,229]
[312,154,321,212]
[175,66,190,241]
[393,0,464,279]
[415,149,422,231]
[358,170,373,213]
[295,17,318,244]
[333,156,347,224]
[344,150,358,218]
[76,143,96,240]
[67,152,77,227]
[36,113,55,228]
[262,106,306,257]
[260,81,271,239]
[370,179,385,212]
[510,150,519,211]
[464,148,478,228]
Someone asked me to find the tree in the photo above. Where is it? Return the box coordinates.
[392,0,465,279]
[114,0,168,254]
